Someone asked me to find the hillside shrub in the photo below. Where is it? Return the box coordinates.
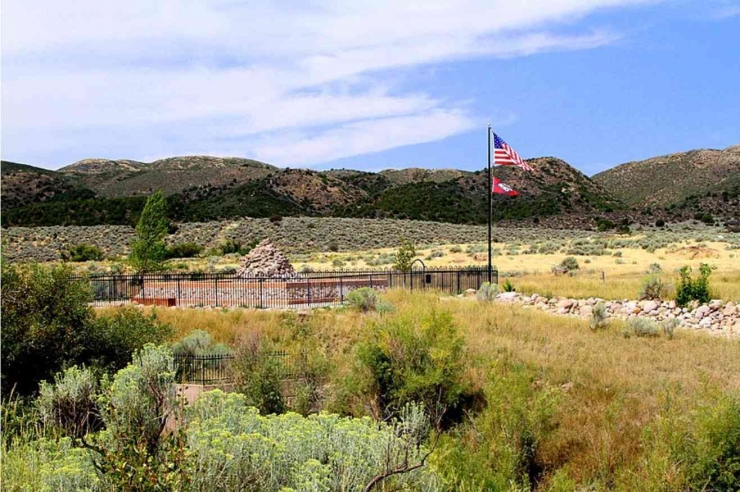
[477,282,498,302]
[639,276,667,300]
[354,310,471,423]
[346,287,379,312]
[560,257,579,272]
[61,243,104,262]
[166,242,203,259]
[675,264,712,307]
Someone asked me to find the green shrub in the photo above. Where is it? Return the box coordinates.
[477,282,498,302]
[86,308,173,373]
[623,317,660,338]
[166,242,203,259]
[560,257,579,272]
[186,392,441,491]
[327,240,339,252]
[36,366,100,438]
[433,363,560,490]
[171,329,230,357]
[1,261,172,395]
[675,264,712,307]
[394,237,416,272]
[450,245,463,253]
[346,287,379,312]
[648,262,662,274]
[61,243,104,262]
[331,258,345,268]
[232,336,286,414]
[502,278,515,292]
[590,301,609,331]
[1,262,93,395]
[638,276,667,300]
[354,310,471,422]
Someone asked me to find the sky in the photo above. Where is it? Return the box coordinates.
[2,0,739,176]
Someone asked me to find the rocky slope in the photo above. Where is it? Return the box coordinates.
[593,145,740,207]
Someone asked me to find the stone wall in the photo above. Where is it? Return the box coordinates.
[484,291,740,337]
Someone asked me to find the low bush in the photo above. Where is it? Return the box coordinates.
[502,278,515,292]
[37,366,100,439]
[61,243,104,262]
[590,301,609,331]
[477,282,498,302]
[623,317,660,338]
[675,263,712,307]
[354,310,472,423]
[638,275,667,300]
[232,335,286,414]
[346,287,379,312]
[560,257,579,272]
[166,242,203,259]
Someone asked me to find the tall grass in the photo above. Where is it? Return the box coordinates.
[130,290,740,488]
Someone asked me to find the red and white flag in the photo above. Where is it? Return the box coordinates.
[492,131,533,171]
[492,177,519,196]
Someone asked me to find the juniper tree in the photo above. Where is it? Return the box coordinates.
[129,190,169,272]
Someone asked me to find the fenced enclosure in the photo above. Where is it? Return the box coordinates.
[73,267,497,309]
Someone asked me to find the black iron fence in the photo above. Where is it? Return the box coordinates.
[172,351,292,385]
[73,266,497,309]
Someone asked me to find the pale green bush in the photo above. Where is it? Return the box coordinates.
[346,287,379,312]
[624,318,660,338]
[477,282,498,302]
[590,301,609,331]
[186,391,442,491]
[37,366,99,438]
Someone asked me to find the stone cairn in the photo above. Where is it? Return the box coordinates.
[235,240,297,279]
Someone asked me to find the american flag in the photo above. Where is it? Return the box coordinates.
[493,131,533,171]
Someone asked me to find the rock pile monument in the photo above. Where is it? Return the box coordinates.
[235,239,297,279]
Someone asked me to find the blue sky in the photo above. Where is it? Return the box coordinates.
[2,1,738,176]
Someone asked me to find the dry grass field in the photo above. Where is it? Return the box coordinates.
[131,290,740,489]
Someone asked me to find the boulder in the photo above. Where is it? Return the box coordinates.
[722,304,738,316]
[497,292,519,302]
[556,299,575,309]
[640,300,659,313]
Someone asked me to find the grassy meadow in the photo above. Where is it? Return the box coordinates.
[121,289,740,489]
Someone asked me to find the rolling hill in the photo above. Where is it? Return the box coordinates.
[592,144,740,208]
[1,154,624,227]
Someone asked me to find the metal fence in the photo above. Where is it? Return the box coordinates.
[172,351,291,385]
[73,266,497,309]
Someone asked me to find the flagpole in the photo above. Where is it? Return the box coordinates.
[487,124,492,284]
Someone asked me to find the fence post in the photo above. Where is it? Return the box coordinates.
[176,276,181,305]
[457,270,461,294]
[339,276,344,304]
[259,278,264,309]
[215,276,219,307]
[306,277,311,307]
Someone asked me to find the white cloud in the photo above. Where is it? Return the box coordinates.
[1,0,654,168]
